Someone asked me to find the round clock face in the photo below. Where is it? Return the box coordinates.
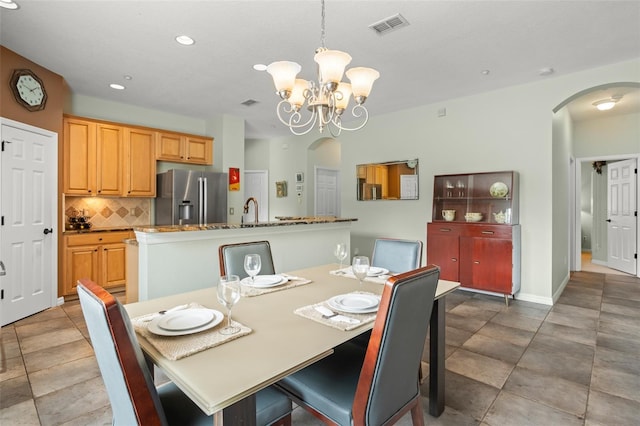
[10,69,48,111]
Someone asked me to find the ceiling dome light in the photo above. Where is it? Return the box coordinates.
[593,95,623,111]
[109,83,125,90]
[175,35,195,46]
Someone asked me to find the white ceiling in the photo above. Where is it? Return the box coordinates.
[1,0,639,138]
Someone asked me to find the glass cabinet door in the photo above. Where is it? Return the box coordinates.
[432,171,518,224]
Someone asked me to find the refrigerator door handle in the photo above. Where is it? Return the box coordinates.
[202,177,208,225]
[197,177,204,225]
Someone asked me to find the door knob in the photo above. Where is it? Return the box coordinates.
[0,260,5,276]
[43,228,53,235]
[606,219,612,222]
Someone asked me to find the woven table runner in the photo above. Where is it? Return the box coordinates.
[294,292,379,331]
[132,303,251,361]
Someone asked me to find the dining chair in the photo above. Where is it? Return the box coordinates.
[218,240,276,279]
[276,265,440,426]
[371,238,423,274]
[77,278,291,426]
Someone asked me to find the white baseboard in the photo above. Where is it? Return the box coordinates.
[57,296,65,306]
[457,286,554,306]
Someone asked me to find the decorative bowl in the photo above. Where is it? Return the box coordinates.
[464,213,483,222]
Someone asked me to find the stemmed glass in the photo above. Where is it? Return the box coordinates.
[217,275,241,335]
[244,254,262,284]
[334,243,348,271]
[352,256,370,286]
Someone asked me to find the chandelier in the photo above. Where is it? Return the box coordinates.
[265,0,380,137]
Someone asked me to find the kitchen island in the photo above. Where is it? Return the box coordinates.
[132,217,356,301]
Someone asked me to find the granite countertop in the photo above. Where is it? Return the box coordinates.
[133,217,357,233]
[63,226,135,235]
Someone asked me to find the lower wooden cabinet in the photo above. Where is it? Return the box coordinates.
[427,222,520,298]
[62,231,132,297]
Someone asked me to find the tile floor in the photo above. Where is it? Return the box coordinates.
[2,271,639,425]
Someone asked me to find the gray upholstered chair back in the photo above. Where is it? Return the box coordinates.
[77,279,167,425]
[354,265,439,425]
[218,240,276,279]
[371,238,423,273]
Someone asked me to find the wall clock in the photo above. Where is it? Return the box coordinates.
[10,69,48,111]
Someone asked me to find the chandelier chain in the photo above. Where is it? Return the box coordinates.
[320,0,326,49]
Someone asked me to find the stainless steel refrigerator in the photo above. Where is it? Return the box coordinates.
[155,169,228,225]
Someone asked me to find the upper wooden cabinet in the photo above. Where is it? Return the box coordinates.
[124,128,156,196]
[156,132,213,165]
[63,118,123,196]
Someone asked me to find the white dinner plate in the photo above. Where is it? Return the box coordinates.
[148,309,223,336]
[241,274,287,288]
[328,294,380,314]
[157,309,215,331]
[367,267,389,277]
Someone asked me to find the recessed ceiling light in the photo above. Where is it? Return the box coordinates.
[253,64,267,71]
[0,0,19,10]
[539,67,555,76]
[175,35,195,46]
[481,69,490,75]
[109,83,126,90]
[123,75,133,81]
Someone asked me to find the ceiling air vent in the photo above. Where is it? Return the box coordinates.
[369,13,409,36]
[241,99,259,107]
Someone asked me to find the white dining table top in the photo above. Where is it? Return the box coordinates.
[124,263,459,416]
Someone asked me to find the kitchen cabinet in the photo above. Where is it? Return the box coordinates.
[427,171,520,304]
[156,132,213,165]
[124,128,156,196]
[63,116,156,197]
[63,118,123,195]
[62,231,133,297]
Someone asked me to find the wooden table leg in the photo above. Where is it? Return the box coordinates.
[214,395,257,425]
[428,297,445,416]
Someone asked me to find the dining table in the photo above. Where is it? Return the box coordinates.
[124,263,459,424]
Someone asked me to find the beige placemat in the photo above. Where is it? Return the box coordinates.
[329,267,391,285]
[294,292,379,331]
[132,303,251,361]
[240,274,312,297]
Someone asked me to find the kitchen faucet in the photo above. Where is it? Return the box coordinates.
[243,197,259,223]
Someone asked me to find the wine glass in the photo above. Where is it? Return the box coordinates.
[352,256,370,286]
[334,243,348,270]
[244,254,262,284]
[217,275,241,335]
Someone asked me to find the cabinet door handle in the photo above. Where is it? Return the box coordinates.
[481,231,494,235]
[439,228,452,232]
[451,258,457,262]
[474,261,480,264]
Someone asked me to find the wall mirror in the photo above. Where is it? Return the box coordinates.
[356,159,419,201]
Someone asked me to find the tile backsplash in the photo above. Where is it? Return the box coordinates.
[65,196,151,229]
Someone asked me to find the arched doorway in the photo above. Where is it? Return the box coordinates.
[556,82,640,276]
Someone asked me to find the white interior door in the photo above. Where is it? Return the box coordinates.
[315,167,340,216]
[607,159,637,274]
[244,170,269,222]
[1,119,57,326]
